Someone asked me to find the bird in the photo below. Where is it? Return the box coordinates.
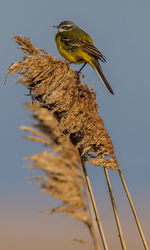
[53,20,114,95]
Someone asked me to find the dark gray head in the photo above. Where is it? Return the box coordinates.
[53,20,77,32]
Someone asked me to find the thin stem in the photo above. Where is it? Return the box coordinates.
[104,168,127,250]
[118,169,149,250]
[81,161,101,250]
[81,158,109,250]
[88,207,102,250]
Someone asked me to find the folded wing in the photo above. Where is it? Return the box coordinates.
[60,38,106,62]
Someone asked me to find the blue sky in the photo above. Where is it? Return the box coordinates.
[0,0,150,249]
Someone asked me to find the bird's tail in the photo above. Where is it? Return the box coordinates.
[92,59,114,95]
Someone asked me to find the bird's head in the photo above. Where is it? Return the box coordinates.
[53,21,77,32]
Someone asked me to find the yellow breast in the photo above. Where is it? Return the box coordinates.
[55,33,85,64]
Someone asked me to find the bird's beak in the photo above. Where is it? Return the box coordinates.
[52,25,58,29]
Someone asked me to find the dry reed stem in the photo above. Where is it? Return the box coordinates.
[104,168,127,250]
[20,102,100,249]
[118,169,149,250]
[81,159,109,250]
[7,35,120,172]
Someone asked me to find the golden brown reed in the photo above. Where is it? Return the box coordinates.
[7,36,149,250]
[21,103,89,225]
[7,35,119,171]
[20,102,97,249]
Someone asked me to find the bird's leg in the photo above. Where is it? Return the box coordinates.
[75,63,87,84]
[78,63,87,73]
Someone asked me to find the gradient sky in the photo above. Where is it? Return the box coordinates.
[0,0,150,249]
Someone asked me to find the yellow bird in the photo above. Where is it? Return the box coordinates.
[53,20,114,95]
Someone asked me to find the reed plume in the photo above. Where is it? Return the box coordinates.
[20,103,97,248]
[7,35,119,171]
[21,102,89,224]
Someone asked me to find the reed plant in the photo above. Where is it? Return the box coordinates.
[7,35,148,250]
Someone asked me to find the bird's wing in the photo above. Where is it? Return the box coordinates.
[60,38,106,63]
[81,42,106,62]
